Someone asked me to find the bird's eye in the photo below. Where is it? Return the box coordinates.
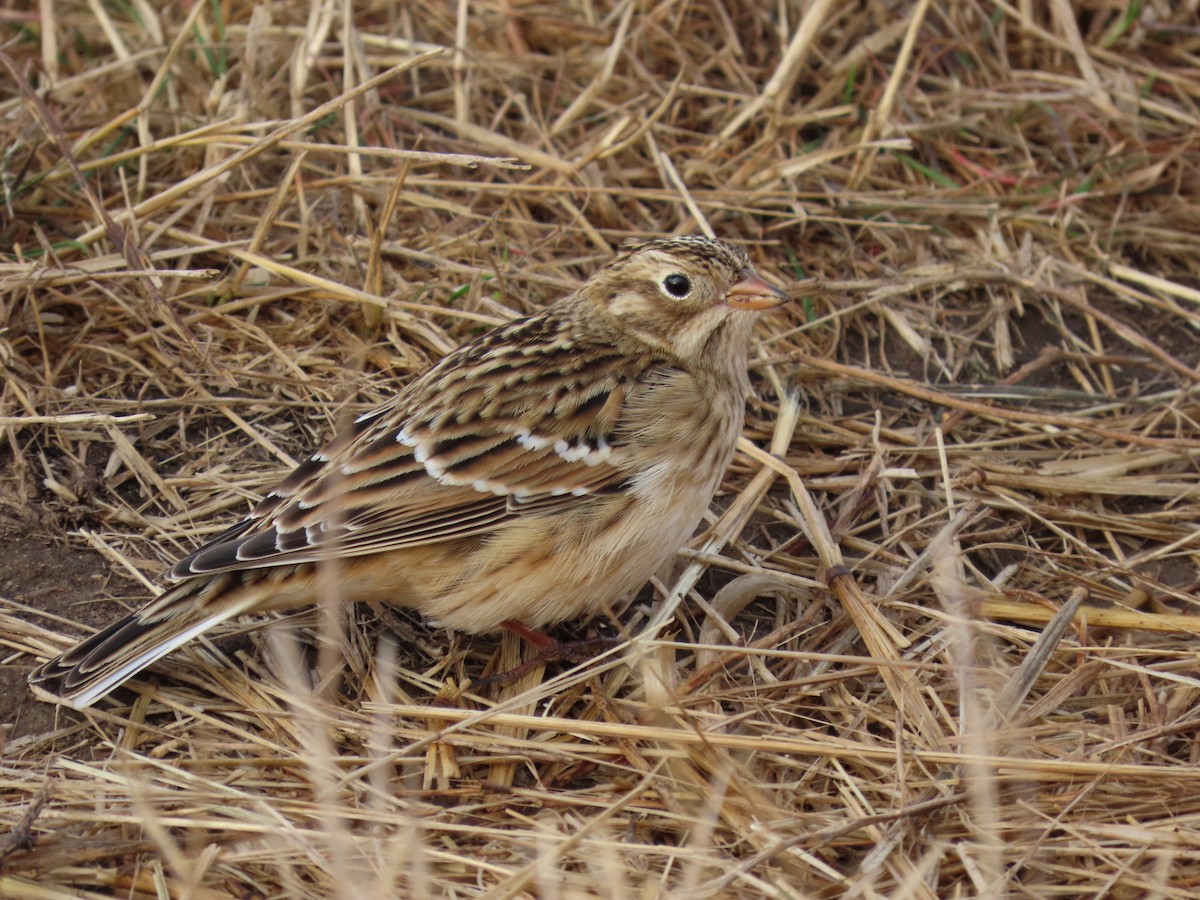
[662,273,691,298]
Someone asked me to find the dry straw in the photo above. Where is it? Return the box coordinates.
[3,1,1200,896]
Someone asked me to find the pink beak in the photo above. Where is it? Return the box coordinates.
[726,269,790,310]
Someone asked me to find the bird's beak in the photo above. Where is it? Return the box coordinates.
[726,270,790,310]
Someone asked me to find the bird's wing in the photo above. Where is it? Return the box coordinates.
[168,339,674,578]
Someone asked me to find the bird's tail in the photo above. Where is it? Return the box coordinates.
[28,574,254,710]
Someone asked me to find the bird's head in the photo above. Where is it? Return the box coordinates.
[582,236,790,368]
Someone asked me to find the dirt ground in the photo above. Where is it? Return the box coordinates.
[0,512,117,739]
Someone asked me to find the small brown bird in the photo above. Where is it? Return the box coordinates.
[30,236,789,709]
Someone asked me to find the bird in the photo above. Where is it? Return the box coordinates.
[29,236,790,709]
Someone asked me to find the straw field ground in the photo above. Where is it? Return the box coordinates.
[3,1,1200,897]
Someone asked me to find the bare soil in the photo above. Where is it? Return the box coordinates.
[0,512,114,739]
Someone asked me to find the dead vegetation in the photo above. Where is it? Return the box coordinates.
[3,0,1200,896]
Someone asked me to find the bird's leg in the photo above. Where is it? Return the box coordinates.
[500,619,559,650]
[471,620,620,688]
[502,619,622,662]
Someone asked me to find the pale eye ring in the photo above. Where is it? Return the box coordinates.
[662,273,691,298]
